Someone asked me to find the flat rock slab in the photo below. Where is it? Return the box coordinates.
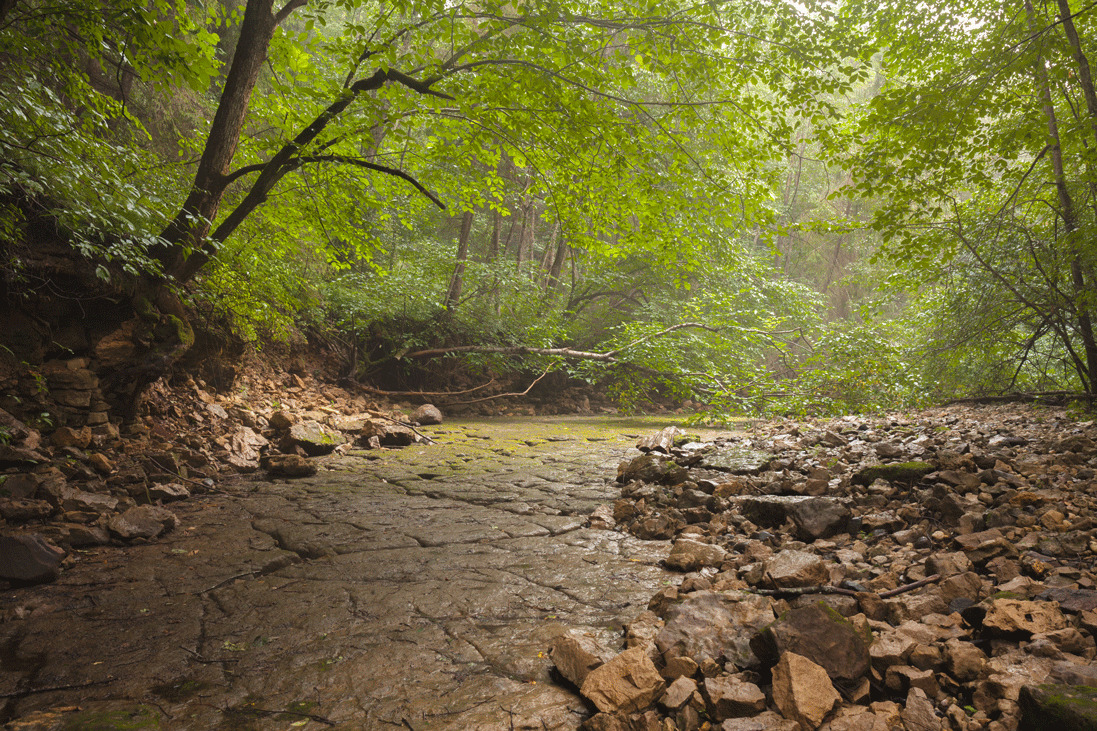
[0,417,707,730]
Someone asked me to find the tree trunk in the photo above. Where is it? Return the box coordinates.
[547,231,569,292]
[1027,0,1097,393]
[1056,0,1097,144]
[157,0,290,279]
[444,211,474,310]
[515,200,535,271]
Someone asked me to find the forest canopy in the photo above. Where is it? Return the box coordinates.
[2,0,1096,416]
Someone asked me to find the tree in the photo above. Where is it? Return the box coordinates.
[839,0,1097,397]
[2,0,870,415]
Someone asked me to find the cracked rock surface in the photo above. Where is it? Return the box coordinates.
[0,418,693,730]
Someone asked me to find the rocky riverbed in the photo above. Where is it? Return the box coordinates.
[554,403,1097,731]
[0,418,696,730]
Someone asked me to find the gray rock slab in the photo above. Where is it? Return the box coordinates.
[0,417,697,729]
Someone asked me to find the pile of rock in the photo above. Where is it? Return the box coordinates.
[0,362,444,584]
[564,406,1097,730]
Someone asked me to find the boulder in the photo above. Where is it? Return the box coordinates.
[765,550,829,589]
[579,647,666,714]
[0,472,43,499]
[268,410,294,431]
[550,630,610,688]
[227,426,268,471]
[107,505,178,541]
[664,538,727,572]
[0,533,65,583]
[637,426,683,454]
[704,676,766,720]
[1019,683,1097,731]
[736,495,814,528]
[751,602,871,693]
[288,420,346,456]
[655,590,775,669]
[0,498,53,522]
[786,498,852,541]
[50,426,92,449]
[410,404,443,425]
[982,598,1067,636]
[659,676,697,711]
[58,487,118,515]
[88,453,113,474]
[360,420,419,447]
[771,651,841,730]
[617,454,673,483]
[900,687,944,731]
[953,528,1017,565]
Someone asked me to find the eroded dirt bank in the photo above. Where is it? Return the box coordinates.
[0,418,698,730]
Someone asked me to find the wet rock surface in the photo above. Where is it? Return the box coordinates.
[0,418,694,730]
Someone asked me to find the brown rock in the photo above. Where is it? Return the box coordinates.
[228,426,269,471]
[579,647,666,714]
[655,590,775,670]
[50,426,92,449]
[945,639,987,682]
[869,629,916,672]
[665,538,727,572]
[786,498,851,541]
[751,602,871,692]
[720,711,801,730]
[551,630,610,688]
[884,665,939,697]
[953,528,1017,565]
[982,598,1067,636]
[588,504,616,530]
[661,655,698,680]
[899,687,943,731]
[107,505,177,540]
[0,498,53,522]
[704,676,766,720]
[268,410,294,431]
[659,676,697,710]
[0,533,65,583]
[624,610,664,654]
[88,452,113,474]
[148,482,190,502]
[410,404,443,425]
[287,420,345,456]
[765,549,829,588]
[0,472,43,499]
[771,651,840,730]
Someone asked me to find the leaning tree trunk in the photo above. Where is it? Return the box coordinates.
[100,0,300,421]
[157,0,295,278]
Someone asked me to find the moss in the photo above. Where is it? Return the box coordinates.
[134,296,158,323]
[853,460,934,486]
[59,705,160,730]
[163,314,195,348]
[1020,683,1097,730]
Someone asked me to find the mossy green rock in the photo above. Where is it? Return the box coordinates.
[852,461,934,486]
[1019,683,1097,731]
